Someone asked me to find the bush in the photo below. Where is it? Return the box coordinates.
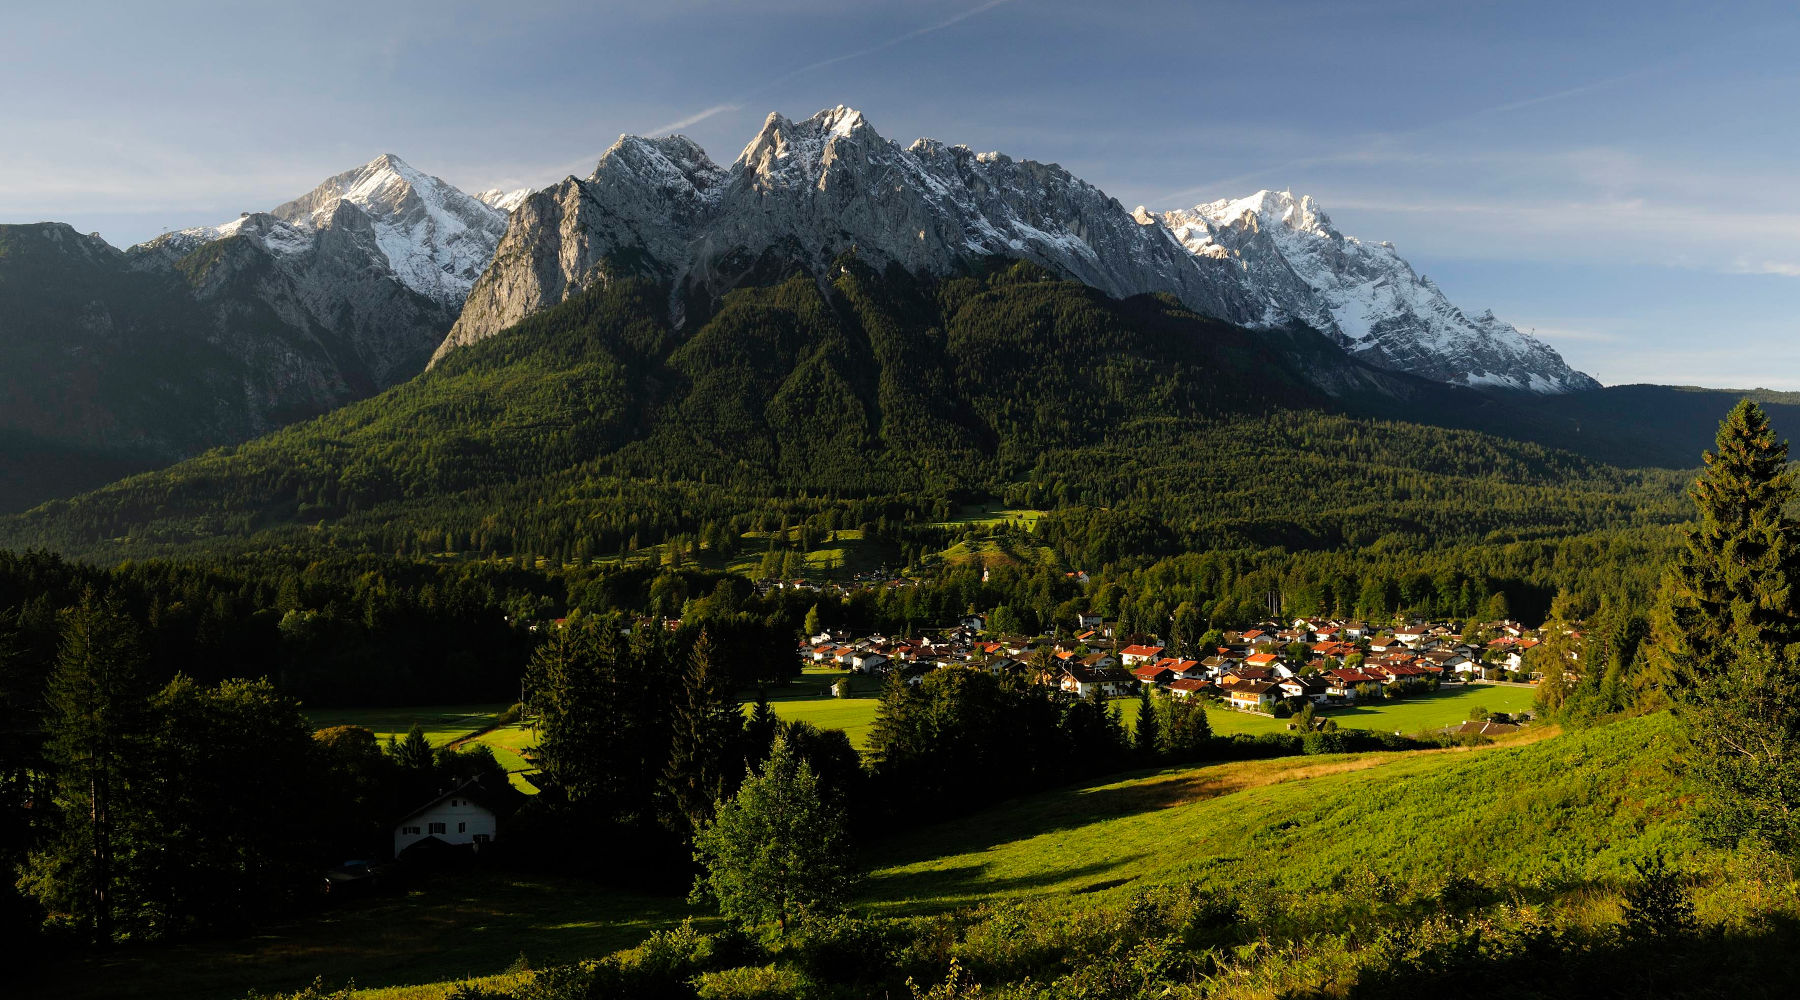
[693,965,817,1000]
[785,912,896,983]
[1621,855,1697,940]
[1303,730,1347,755]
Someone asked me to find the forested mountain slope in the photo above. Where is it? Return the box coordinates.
[1,260,1685,562]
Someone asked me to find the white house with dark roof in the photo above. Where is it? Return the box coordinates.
[394,782,499,857]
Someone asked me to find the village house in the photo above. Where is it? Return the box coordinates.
[1119,643,1166,667]
[1279,675,1331,704]
[1223,679,1279,713]
[1169,677,1212,699]
[1061,665,1137,699]
[393,782,499,857]
[1325,668,1383,700]
[1132,663,1176,686]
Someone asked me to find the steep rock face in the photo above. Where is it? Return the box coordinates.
[0,156,519,509]
[1147,191,1597,392]
[440,107,1594,393]
[436,107,1260,362]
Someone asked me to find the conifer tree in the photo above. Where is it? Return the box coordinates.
[662,630,746,834]
[21,592,152,944]
[392,723,434,772]
[1656,399,1800,683]
[1659,401,1800,851]
[744,690,780,769]
[1133,686,1158,760]
[691,735,856,933]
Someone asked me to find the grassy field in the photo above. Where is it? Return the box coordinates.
[928,506,1048,531]
[859,713,1697,919]
[45,869,702,1000]
[743,666,882,749]
[1203,682,1539,737]
[736,675,1538,750]
[304,704,510,746]
[305,704,540,792]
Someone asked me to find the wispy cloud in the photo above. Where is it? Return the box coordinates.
[642,0,1016,143]
[646,102,742,137]
[743,0,1015,96]
[1729,259,1800,278]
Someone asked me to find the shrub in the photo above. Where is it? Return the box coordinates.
[1620,855,1697,940]
[693,964,817,1000]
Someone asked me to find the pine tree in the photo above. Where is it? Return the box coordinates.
[392,724,435,772]
[741,690,777,769]
[1133,686,1158,760]
[1656,399,1800,685]
[662,630,746,834]
[1660,401,1800,851]
[20,591,152,944]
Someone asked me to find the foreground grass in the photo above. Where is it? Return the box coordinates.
[43,870,699,1000]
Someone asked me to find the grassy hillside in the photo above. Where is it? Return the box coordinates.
[862,714,1698,921]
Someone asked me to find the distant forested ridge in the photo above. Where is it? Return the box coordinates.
[0,258,1701,565]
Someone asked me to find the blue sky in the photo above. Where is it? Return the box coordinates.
[6,0,1797,389]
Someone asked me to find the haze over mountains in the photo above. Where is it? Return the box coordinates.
[0,104,1714,514]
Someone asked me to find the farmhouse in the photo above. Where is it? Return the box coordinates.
[393,781,500,857]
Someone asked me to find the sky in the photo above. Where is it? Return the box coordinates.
[4,0,1797,389]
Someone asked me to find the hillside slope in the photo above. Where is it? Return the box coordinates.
[863,715,1698,918]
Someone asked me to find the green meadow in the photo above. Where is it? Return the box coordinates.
[304,704,511,746]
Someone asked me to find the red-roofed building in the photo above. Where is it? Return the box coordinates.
[1169,677,1213,699]
[1119,644,1166,666]
[1132,663,1176,686]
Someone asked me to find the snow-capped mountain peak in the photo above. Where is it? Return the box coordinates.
[268,154,507,307]
[438,107,1595,393]
[1145,189,1597,392]
[136,154,510,309]
[475,187,533,213]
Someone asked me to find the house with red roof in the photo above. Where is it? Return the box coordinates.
[1119,644,1165,667]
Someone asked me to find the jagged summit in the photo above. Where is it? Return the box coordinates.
[475,187,533,213]
[139,154,509,308]
[1146,189,1597,392]
[436,107,1596,393]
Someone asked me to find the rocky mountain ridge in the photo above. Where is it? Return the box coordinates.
[438,106,1594,393]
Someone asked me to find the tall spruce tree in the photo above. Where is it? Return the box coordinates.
[1133,686,1158,760]
[1659,401,1800,851]
[662,629,746,834]
[1656,399,1800,684]
[20,592,152,944]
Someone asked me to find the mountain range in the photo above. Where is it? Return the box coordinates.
[440,106,1594,394]
[0,104,1701,518]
